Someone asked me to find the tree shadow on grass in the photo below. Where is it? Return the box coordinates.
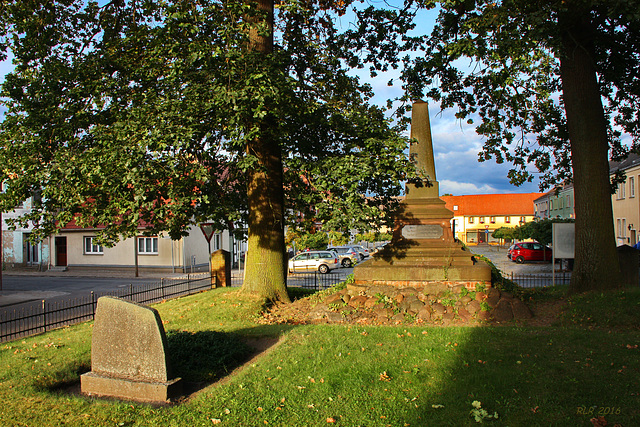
[166,330,278,397]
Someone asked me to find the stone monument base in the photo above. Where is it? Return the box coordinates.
[352,239,492,293]
[81,372,182,403]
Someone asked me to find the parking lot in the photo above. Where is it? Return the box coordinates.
[469,244,555,275]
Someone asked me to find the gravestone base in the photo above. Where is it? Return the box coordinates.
[81,373,182,403]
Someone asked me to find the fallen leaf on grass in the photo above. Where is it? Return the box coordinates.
[379,371,392,381]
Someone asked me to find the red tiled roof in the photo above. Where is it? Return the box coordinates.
[440,193,544,216]
[59,217,155,231]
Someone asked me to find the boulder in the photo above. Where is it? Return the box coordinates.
[466,300,481,314]
[511,299,534,319]
[492,299,514,322]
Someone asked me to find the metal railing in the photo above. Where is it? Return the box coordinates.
[230,269,350,291]
[503,272,572,288]
[286,270,350,290]
[0,273,213,343]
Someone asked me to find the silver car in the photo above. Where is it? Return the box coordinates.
[288,250,339,274]
[329,247,359,268]
[351,245,370,259]
[328,245,363,262]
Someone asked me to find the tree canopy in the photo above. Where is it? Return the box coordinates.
[0,0,415,301]
[344,0,640,292]
[493,218,575,247]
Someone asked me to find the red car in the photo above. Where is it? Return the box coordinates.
[508,242,553,263]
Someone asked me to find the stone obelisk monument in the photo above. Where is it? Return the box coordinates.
[352,101,491,291]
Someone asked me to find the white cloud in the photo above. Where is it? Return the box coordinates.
[439,179,501,195]
[358,73,543,196]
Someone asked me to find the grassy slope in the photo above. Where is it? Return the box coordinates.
[0,287,638,426]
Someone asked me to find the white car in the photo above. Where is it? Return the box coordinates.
[288,251,340,274]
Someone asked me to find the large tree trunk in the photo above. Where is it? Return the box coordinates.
[559,9,622,293]
[241,0,290,302]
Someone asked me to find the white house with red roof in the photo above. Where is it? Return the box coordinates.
[50,222,244,274]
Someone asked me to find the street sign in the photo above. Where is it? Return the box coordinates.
[200,223,216,243]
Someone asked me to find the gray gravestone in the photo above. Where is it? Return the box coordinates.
[81,296,182,402]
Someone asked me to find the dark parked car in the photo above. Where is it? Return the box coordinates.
[508,242,552,263]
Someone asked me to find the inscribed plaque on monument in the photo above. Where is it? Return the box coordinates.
[402,224,443,240]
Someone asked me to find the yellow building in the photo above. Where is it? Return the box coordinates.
[610,153,640,246]
[440,193,543,245]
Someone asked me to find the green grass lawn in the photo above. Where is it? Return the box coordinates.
[0,286,638,426]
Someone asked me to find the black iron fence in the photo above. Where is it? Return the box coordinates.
[0,273,213,343]
[286,270,350,290]
[2,269,570,343]
[230,270,350,291]
[503,272,572,288]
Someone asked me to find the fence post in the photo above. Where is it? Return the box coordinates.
[161,278,165,300]
[91,291,96,319]
[129,284,133,300]
[42,300,46,333]
[188,274,191,294]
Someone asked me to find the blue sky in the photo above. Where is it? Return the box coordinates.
[0,4,542,197]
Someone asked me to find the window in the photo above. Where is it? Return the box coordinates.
[505,216,511,223]
[138,237,158,254]
[479,217,485,224]
[617,183,626,200]
[566,195,571,207]
[490,216,496,224]
[213,233,221,251]
[84,237,103,254]
[453,205,459,211]
[468,217,474,224]
[520,217,526,223]
[550,200,554,209]
[631,177,636,198]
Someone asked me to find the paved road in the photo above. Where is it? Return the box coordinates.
[0,274,187,308]
[0,265,352,309]
[469,244,555,275]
